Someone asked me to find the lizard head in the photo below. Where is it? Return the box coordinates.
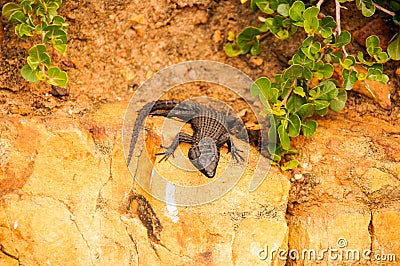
[188,137,220,178]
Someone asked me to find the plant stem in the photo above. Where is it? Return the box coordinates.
[316,0,325,9]
[373,2,395,16]
[258,32,271,41]
[335,0,349,57]
[335,0,342,35]
[277,81,295,109]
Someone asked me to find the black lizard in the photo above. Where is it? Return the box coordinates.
[126,100,244,178]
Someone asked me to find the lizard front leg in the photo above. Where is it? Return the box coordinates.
[156,132,194,162]
[216,133,244,162]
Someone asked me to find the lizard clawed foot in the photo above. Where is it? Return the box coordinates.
[156,146,175,162]
[230,146,244,162]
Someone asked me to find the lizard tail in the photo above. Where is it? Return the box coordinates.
[126,100,181,165]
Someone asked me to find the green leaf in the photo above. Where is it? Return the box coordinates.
[52,15,67,27]
[293,86,305,97]
[335,31,351,47]
[302,120,317,138]
[250,38,261,55]
[289,1,305,21]
[2,2,22,20]
[388,34,400,60]
[278,124,291,150]
[20,0,34,13]
[21,64,39,82]
[341,55,356,69]
[366,35,380,49]
[237,27,261,48]
[277,4,290,17]
[54,43,67,54]
[15,23,35,39]
[356,0,375,17]
[8,10,27,25]
[313,99,330,110]
[301,36,314,48]
[367,66,389,83]
[224,43,242,57]
[47,1,61,18]
[287,94,306,113]
[271,153,281,163]
[303,6,320,34]
[288,114,301,137]
[272,107,286,116]
[283,64,304,79]
[281,159,299,171]
[43,26,68,44]
[27,44,51,69]
[330,89,347,112]
[356,72,368,81]
[376,51,389,63]
[303,6,319,18]
[251,77,271,99]
[320,16,336,38]
[316,107,327,116]
[47,67,68,88]
[357,51,374,66]
[252,0,274,14]
[321,64,334,78]
[268,125,277,144]
[318,80,338,100]
[309,86,320,99]
[297,103,315,119]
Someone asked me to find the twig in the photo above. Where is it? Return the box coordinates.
[258,32,271,41]
[373,2,395,16]
[335,0,349,57]
[335,0,342,36]
[316,0,325,9]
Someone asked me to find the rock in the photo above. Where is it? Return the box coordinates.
[288,203,371,265]
[250,57,264,66]
[372,202,400,260]
[353,18,392,50]
[288,112,400,265]
[354,168,400,194]
[1,100,399,265]
[0,104,135,265]
[130,14,146,25]
[333,64,392,110]
[213,30,222,43]
[134,26,145,38]
[1,195,92,265]
[50,85,69,98]
[126,114,291,265]
[0,102,290,265]
[351,66,392,110]
[233,219,288,265]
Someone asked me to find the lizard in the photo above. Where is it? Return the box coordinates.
[126,100,244,178]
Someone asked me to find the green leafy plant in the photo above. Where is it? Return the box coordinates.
[227,0,398,170]
[2,0,68,88]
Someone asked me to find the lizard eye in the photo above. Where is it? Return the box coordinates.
[188,137,220,178]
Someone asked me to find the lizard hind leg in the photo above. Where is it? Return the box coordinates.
[156,132,194,162]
